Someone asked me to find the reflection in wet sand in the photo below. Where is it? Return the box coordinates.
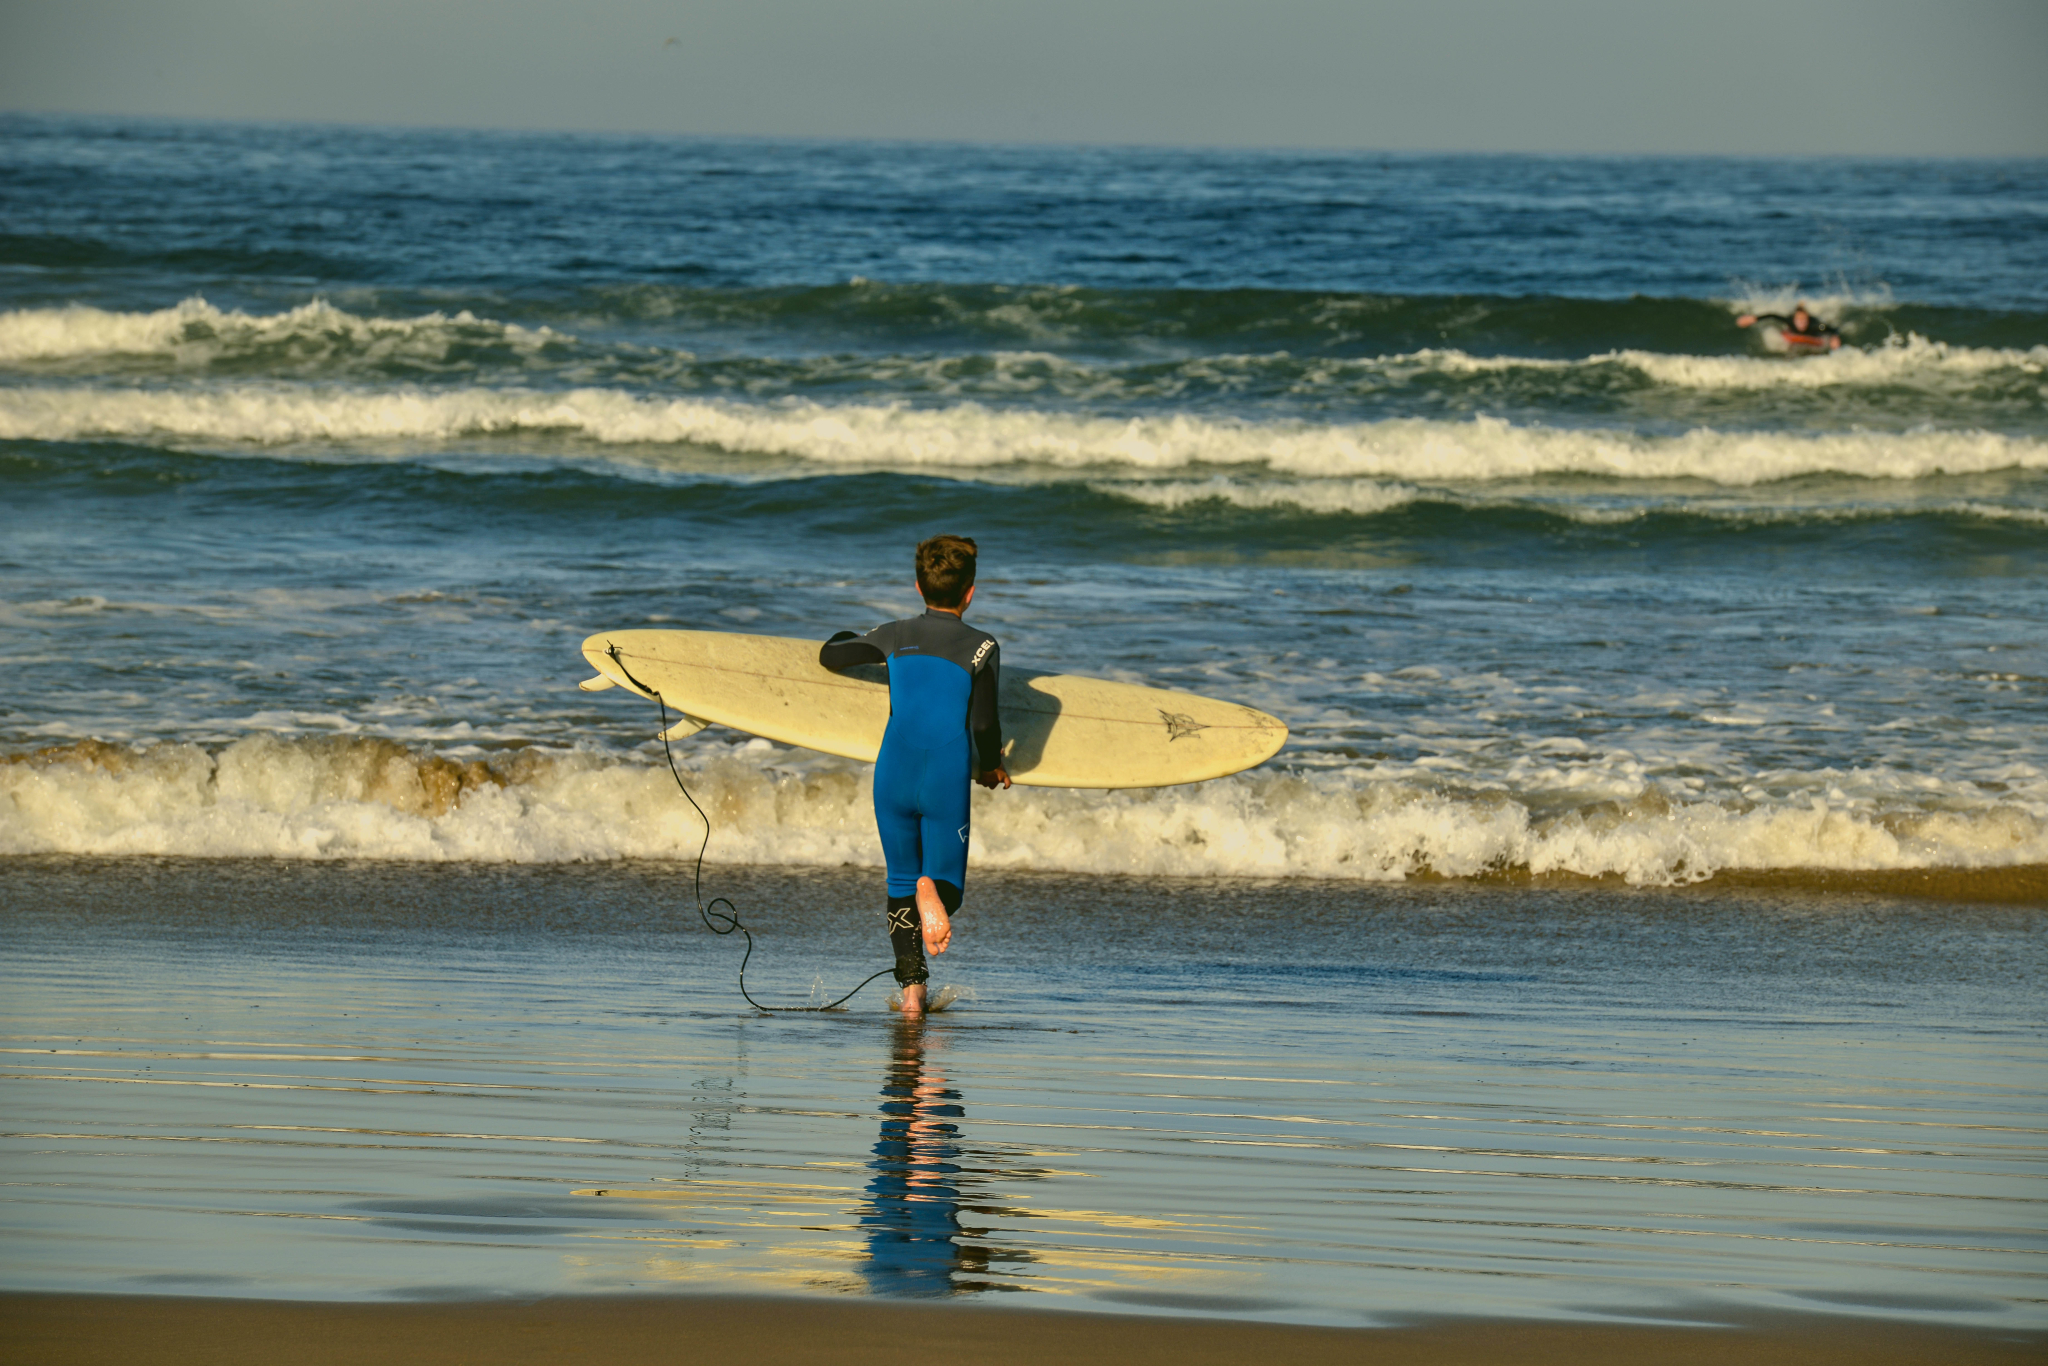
[859,1023,985,1297]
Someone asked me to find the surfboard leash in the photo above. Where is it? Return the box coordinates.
[604,643,894,1013]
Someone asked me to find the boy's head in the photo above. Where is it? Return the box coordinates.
[916,534,978,609]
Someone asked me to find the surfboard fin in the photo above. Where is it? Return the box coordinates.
[660,715,710,741]
[578,674,618,692]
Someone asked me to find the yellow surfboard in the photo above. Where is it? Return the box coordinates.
[578,629,1287,790]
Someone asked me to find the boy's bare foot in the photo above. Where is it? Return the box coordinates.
[915,876,951,955]
[900,983,927,1017]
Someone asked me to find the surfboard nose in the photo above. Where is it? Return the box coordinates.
[580,640,653,699]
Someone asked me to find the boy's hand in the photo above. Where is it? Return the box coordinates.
[975,767,1012,790]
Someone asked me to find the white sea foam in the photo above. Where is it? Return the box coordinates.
[1724,280,1898,321]
[4,735,2042,883]
[1947,502,2048,525]
[0,298,563,366]
[1418,334,2048,390]
[1104,477,1422,515]
[1095,476,2048,522]
[1624,335,2047,389]
[5,383,2044,485]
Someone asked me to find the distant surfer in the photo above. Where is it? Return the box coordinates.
[820,535,1010,1017]
[1735,301,1842,351]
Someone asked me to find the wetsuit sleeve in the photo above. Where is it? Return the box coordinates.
[819,624,889,670]
[970,641,1003,773]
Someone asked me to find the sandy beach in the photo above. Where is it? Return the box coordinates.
[7,1292,2046,1366]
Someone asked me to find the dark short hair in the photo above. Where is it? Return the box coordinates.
[916,534,978,608]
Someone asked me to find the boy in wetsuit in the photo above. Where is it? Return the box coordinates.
[820,535,1011,1017]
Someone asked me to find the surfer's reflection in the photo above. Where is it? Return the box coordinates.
[859,1021,976,1295]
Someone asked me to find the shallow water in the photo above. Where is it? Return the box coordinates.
[3,860,2040,1327]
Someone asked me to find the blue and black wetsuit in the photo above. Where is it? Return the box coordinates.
[821,610,1002,986]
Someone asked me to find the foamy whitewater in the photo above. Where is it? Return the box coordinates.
[3,119,2044,885]
[5,734,2045,882]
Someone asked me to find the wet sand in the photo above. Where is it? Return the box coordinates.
[6,1292,2043,1366]
[2,858,2042,1333]
[1465,864,2048,905]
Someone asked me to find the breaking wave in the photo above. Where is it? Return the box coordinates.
[4,735,2043,886]
[0,298,566,370]
[4,299,2043,407]
[4,383,2044,484]
[1423,334,2048,392]
[1101,476,2048,524]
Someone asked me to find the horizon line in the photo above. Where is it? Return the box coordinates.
[5,107,2043,164]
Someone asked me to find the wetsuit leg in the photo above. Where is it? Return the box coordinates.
[886,896,926,985]
[872,739,927,902]
[875,736,932,985]
[915,731,972,912]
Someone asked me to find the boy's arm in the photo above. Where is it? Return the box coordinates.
[819,625,889,670]
[969,642,1005,778]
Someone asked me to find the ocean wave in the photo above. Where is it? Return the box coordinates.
[4,736,2043,885]
[471,280,1770,354]
[8,299,2042,406]
[4,383,2042,485]
[1426,334,2048,392]
[571,280,2042,354]
[1724,280,1899,322]
[1100,476,2048,526]
[1105,478,1425,516]
[0,298,567,369]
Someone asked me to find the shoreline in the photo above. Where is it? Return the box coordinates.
[7,744,2045,900]
[4,1293,2041,1366]
[2,853,2042,905]
[1445,862,2048,905]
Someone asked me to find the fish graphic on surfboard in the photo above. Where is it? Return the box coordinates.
[577,629,1287,788]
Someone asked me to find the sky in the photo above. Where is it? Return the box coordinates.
[2,0,2044,155]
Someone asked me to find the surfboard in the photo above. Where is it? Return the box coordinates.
[1765,326,1840,353]
[578,628,1287,789]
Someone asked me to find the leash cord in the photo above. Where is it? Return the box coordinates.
[606,644,893,1013]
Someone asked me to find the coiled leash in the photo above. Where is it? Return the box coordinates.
[605,644,893,1013]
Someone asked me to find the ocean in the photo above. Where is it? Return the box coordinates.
[2,117,2045,883]
[0,117,2043,1329]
